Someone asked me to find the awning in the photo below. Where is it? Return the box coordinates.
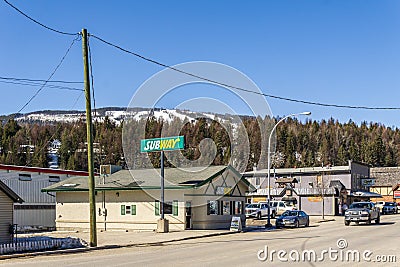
[329,180,346,190]
[348,191,382,198]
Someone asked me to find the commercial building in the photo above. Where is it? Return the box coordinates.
[42,165,252,231]
[370,167,400,203]
[244,161,379,215]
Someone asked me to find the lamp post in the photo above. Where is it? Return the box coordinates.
[266,111,311,227]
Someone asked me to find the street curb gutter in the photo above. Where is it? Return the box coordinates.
[0,231,238,260]
[316,219,336,223]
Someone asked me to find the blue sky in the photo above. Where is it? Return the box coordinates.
[1,0,400,127]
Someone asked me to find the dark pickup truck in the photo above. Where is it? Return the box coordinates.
[344,202,380,226]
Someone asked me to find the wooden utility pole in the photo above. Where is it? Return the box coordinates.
[81,28,97,247]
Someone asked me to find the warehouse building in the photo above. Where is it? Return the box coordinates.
[0,164,89,231]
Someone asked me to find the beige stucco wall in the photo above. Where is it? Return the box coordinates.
[56,189,188,231]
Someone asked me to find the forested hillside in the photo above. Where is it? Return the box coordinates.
[0,115,399,171]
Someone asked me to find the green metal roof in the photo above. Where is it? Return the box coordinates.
[41,165,251,192]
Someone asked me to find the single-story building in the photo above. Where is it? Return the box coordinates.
[0,180,23,244]
[42,165,253,231]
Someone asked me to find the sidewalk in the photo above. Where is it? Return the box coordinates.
[0,229,237,260]
[23,229,237,247]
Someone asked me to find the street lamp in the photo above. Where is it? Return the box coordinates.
[266,111,311,227]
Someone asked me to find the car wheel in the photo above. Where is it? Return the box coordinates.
[375,215,380,224]
[305,219,309,227]
[366,216,371,225]
[344,220,350,226]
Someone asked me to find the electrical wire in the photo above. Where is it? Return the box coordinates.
[90,34,400,111]
[16,35,81,114]
[87,36,97,117]
[0,80,84,92]
[0,76,83,84]
[3,0,78,36]
[0,91,86,180]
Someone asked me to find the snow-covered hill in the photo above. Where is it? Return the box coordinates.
[11,107,224,125]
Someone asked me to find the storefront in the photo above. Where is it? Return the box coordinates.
[42,165,253,231]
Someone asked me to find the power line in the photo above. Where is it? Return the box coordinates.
[0,80,84,92]
[3,0,78,36]
[90,34,400,111]
[87,37,97,117]
[0,76,83,84]
[0,90,86,179]
[17,35,81,113]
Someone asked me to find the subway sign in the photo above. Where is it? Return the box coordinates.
[140,136,184,153]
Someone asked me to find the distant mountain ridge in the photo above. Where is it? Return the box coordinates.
[1,107,234,125]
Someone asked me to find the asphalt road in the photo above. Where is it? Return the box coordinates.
[2,214,400,267]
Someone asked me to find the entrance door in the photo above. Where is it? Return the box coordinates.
[185,201,192,229]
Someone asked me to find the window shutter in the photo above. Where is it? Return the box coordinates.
[173,200,178,216]
[155,201,160,216]
[121,205,126,215]
[207,201,211,215]
[131,205,136,215]
[218,201,223,215]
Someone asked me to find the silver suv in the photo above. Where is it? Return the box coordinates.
[344,202,380,226]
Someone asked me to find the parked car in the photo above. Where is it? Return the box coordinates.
[344,202,380,226]
[270,201,296,215]
[245,202,276,219]
[275,210,309,228]
[375,201,385,213]
[382,202,398,214]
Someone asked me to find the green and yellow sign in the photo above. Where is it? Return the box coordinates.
[140,136,184,153]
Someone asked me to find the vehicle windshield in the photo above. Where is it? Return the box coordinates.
[385,203,395,206]
[349,203,371,209]
[246,204,258,209]
[282,211,298,217]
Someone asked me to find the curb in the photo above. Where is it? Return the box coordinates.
[315,219,336,223]
[0,231,238,260]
